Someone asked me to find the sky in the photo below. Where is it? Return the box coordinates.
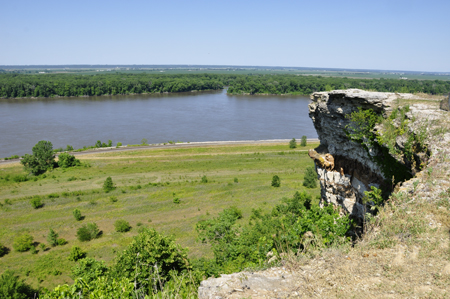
[1,0,449,72]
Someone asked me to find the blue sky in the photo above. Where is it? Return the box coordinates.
[1,0,449,72]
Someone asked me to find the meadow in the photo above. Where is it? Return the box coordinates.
[0,142,320,290]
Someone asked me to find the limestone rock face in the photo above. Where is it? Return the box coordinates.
[308,89,432,218]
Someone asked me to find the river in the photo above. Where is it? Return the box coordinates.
[0,89,317,157]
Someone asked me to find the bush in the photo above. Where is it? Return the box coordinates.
[271,175,280,187]
[12,174,29,182]
[30,196,43,209]
[303,166,317,188]
[0,270,35,298]
[57,238,68,246]
[30,246,38,254]
[289,138,297,149]
[201,175,208,183]
[109,196,118,203]
[111,228,190,290]
[234,177,238,183]
[13,234,33,252]
[103,177,115,192]
[117,142,122,147]
[173,197,180,204]
[301,135,307,146]
[114,220,132,232]
[73,209,83,221]
[68,246,86,261]
[76,223,100,242]
[47,229,59,247]
[58,153,81,168]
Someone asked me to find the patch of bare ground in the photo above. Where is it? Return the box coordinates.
[199,105,450,298]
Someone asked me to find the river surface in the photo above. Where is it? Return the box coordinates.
[0,89,317,157]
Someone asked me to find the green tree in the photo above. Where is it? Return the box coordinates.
[103,177,115,192]
[289,138,297,149]
[71,257,108,284]
[47,229,59,247]
[0,270,36,299]
[300,135,307,147]
[111,228,190,291]
[21,140,55,175]
[271,175,280,187]
[13,234,33,252]
[303,166,317,188]
[73,208,83,221]
[68,246,86,261]
[0,243,7,257]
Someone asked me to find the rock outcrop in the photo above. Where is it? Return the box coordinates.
[307,89,434,218]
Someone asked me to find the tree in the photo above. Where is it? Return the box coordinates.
[289,138,297,149]
[21,140,55,175]
[271,175,280,187]
[58,153,81,168]
[68,246,86,261]
[111,228,190,290]
[103,177,115,192]
[0,270,35,299]
[301,136,307,147]
[73,209,83,221]
[47,229,59,247]
[13,234,33,252]
[0,243,7,257]
[303,166,317,188]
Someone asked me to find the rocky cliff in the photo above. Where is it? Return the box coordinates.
[308,89,436,219]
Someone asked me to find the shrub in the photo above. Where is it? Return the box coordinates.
[13,234,33,252]
[57,238,68,246]
[173,197,180,204]
[39,243,46,251]
[114,220,132,232]
[12,174,29,182]
[76,223,100,242]
[301,135,307,146]
[58,153,81,168]
[47,193,59,199]
[303,166,318,188]
[201,175,208,183]
[0,270,35,298]
[117,142,122,147]
[73,209,83,221]
[289,138,297,149]
[68,246,86,261]
[271,175,280,187]
[66,145,74,151]
[103,177,115,192]
[47,229,59,247]
[234,177,238,183]
[111,228,190,290]
[30,196,43,209]
[109,196,118,203]
[30,246,38,254]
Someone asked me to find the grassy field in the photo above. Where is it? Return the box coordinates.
[0,142,320,289]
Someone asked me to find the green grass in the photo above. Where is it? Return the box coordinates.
[0,142,320,289]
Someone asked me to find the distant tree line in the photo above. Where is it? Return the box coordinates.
[1,73,449,98]
[226,75,450,95]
